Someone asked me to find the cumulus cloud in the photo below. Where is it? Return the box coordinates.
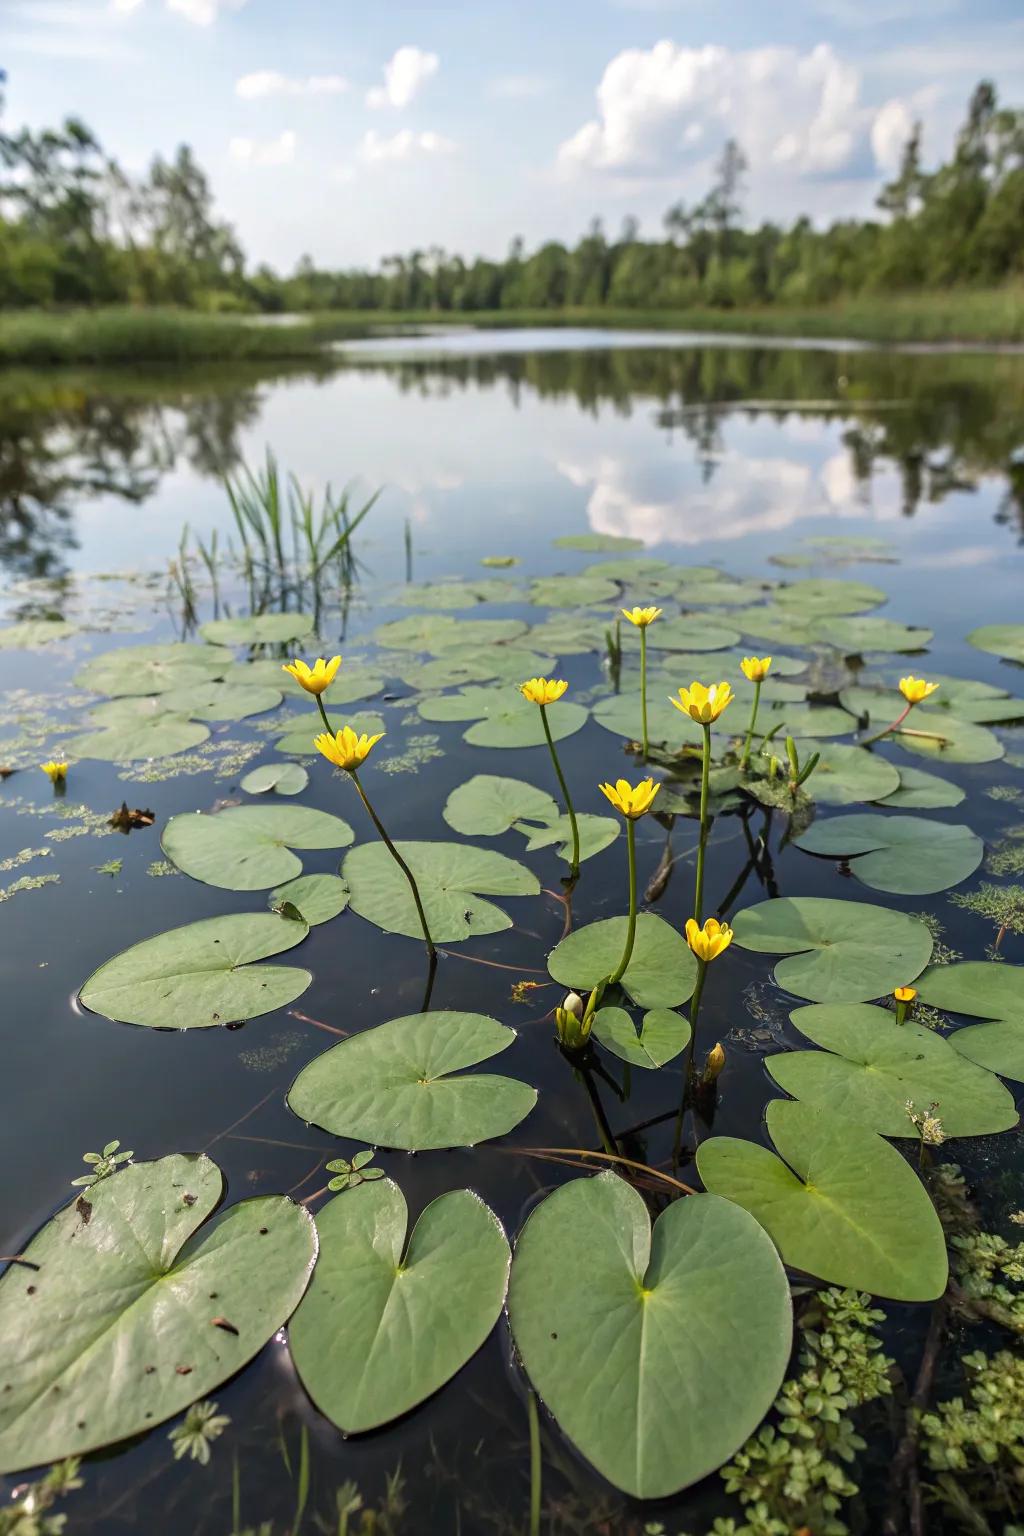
[228,129,296,166]
[366,45,439,109]
[167,0,247,22]
[558,40,904,181]
[358,129,455,163]
[235,70,347,99]
[870,97,915,173]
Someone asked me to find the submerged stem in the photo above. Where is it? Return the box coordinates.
[694,722,712,922]
[609,817,638,986]
[540,703,580,881]
[739,677,761,772]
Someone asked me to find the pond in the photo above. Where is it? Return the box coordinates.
[0,331,1022,1536]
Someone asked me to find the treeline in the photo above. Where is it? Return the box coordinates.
[1,80,1022,314]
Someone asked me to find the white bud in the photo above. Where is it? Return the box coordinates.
[562,991,584,1020]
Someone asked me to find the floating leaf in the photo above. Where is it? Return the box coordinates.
[507,1173,791,1498]
[529,575,621,607]
[527,616,615,655]
[769,1002,1017,1137]
[268,873,350,926]
[697,1100,948,1301]
[443,775,559,835]
[160,680,282,721]
[517,813,619,864]
[592,689,704,747]
[783,740,900,806]
[236,658,385,704]
[592,1006,691,1068]
[731,897,933,1002]
[775,578,887,615]
[200,614,314,646]
[288,1010,536,1149]
[646,616,741,652]
[343,840,539,941]
[418,685,588,747]
[396,578,519,609]
[810,615,933,653]
[876,764,964,809]
[80,911,311,1029]
[0,619,77,649]
[162,805,354,891]
[75,642,229,697]
[840,686,1005,763]
[916,962,1024,1081]
[733,604,816,646]
[397,650,554,690]
[374,614,528,653]
[758,703,861,739]
[794,814,982,895]
[290,1179,509,1432]
[547,912,698,1007]
[0,1153,315,1474]
[967,624,1024,665]
[241,762,309,796]
[553,533,644,551]
[275,709,385,756]
[70,715,210,762]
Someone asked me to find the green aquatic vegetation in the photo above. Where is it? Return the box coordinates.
[342,838,539,942]
[162,804,355,891]
[118,738,265,782]
[920,1350,1024,1532]
[146,858,179,877]
[908,909,963,967]
[0,1458,83,1536]
[325,1149,384,1192]
[951,882,1024,950]
[794,813,983,896]
[0,872,60,901]
[93,858,122,876]
[986,830,1024,877]
[0,846,51,871]
[984,783,1024,802]
[70,1139,133,1188]
[377,734,445,775]
[167,1399,229,1465]
[950,1232,1024,1335]
[731,897,934,1003]
[237,1030,304,1073]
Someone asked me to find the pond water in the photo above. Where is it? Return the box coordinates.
[1,332,1023,1535]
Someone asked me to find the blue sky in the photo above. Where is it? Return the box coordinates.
[4,0,1023,271]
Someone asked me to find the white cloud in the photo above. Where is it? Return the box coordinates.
[558,40,898,181]
[366,45,439,109]
[871,98,914,175]
[487,74,551,100]
[167,0,247,23]
[358,129,455,163]
[229,130,297,166]
[236,70,347,99]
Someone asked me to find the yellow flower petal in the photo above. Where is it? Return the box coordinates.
[740,656,772,683]
[283,656,342,696]
[621,606,663,628]
[685,916,734,963]
[894,986,918,1003]
[670,681,735,724]
[314,725,384,770]
[899,676,939,705]
[520,677,569,706]
[40,760,68,782]
[598,776,661,819]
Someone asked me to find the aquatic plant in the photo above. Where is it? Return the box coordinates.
[621,606,662,757]
[520,678,581,880]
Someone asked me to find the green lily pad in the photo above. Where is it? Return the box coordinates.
[75,642,230,697]
[758,703,860,739]
[697,1099,948,1301]
[275,710,385,757]
[287,1010,536,1149]
[268,873,350,926]
[291,1180,509,1433]
[731,897,933,1002]
[646,617,741,652]
[732,605,816,646]
[529,575,621,607]
[517,813,619,864]
[783,741,900,806]
[397,650,555,690]
[916,962,1024,1081]
[592,1006,691,1068]
[70,714,210,762]
[237,658,385,704]
[876,764,965,809]
[769,1002,1017,1137]
[967,624,1024,664]
[418,685,588,747]
[673,580,769,607]
[554,533,644,551]
[396,578,519,609]
[444,774,558,835]
[592,688,704,747]
[775,578,887,615]
[0,1153,316,1474]
[794,814,982,895]
[343,840,539,942]
[0,619,77,648]
[201,614,315,646]
[840,686,1005,764]
[547,912,698,1008]
[527,616,616,655]
[80,911,311,1029]
[374,614,528,653]
[583,558,673,581]
[161,680,282,721]
[162,805,354,891]
[507,1173,792,1499]
[810,616,933,653]
[241,761,309,796]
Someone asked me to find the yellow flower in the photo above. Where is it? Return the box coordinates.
[40,760,67,783]
[520,677,568,706]
[598,777,661,819]
[899,676,939,705]
[894,986,918,1003]
[670,681,735,724]
[314,725,384,771]
[685,916,734,963]
[621,606,663,628]
[740,656,772,683]
[282,656,342,696]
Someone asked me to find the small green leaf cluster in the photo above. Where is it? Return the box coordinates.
[168,1399,229,1465]
[69,1138,133,1188]
[326,1150,384,1193]
[0,1460,82,1536]
[920,1349,1024,1530]
[716,1288,893,1536]
[951,1231,1024,1334]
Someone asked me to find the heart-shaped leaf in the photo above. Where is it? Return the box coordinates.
[397,578,519,609]
[0,1154,316,1473]
[159,680,282,721]
[592,688,704,747]
[0,619,77,649]
[268,873,350,926]
[876,764,964,809]
[69,714,210,762]
[290,1179,509,1432]
[529,574,621,607]
[592,1005,691,1068]
[769,1002,1017,1137]
[775,578,886,615]
[162,805,354,890]
[528,616,615,654]
[840,687,1003,763]
[646,616,741,652]
[443,774,559,835]
[967,623,1024,664]
[731,897,933,1002]
[810,615,933,653]
[547,912,698,1008]
[697,1100,948,1301]
[785,741,900,806]
[75,642,229,697]
[794,814,982,895]
[418,685,588,747]
[916,962,1024,1081]
[80,911,311,1029]
[241,761,310,796]
[201,614,315,646]
[554,533,644,551]
[343,840,539,942]
[516,813,619,864]
[287,1010,536,1149]
[508,1173,792,1498]
[374,614,528,653]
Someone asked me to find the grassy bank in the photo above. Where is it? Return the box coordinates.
[0,287,1021,367]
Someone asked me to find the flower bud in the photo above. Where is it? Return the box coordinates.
[702,1042,726,1084]
[562,991,584,1020]
[554,1006,591,1052]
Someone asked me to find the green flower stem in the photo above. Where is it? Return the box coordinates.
[739,678,762,771]
[540,703,580,881]
[609,816,638,986]
[349,770,437,962]
[314,692,333,735]
[694,722,712,922]
[861,699,912,747]
[639,625,649,759]
[527,1390,542,1536]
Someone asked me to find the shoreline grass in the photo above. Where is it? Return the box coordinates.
[0,288,1021,369]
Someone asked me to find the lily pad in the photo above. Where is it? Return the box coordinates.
[397,650,555,690]
[290,1179,509,1433]
[162,805,354,891]
[287,1010,536,1149]
[840,686,1005,764]
[268,873,350,926]
[418,685,588,747]
[374,614,528,653]
[811,616,933,653]
[396,578,518,609]
[0,619,77,648]
[775,578,887,615]
[529,575,621,607]
[769,1002,1017,1137]
[876,764,965,809]
[517,813,619,864]
[547,912,698,1008]
[758,703,861,739]
[916,962,1024,1081]
[343,840,539,942]
[0,1153,316,1474]
[161,680,282,721]
[794,814,982,895]
[237,658,385,704]
[80,911,311,1029]
[784,741,900,806]
[527,616,615,655]
[200,613,315,646]
[443,775,557,835]
[967,624,1024,665]
[507,1173,792,1499]
[75,642,230,697]
[592,688,704,747]
[69,715,210,762]
[592,1006,691,1068]
[241,762,309,796]
[646,616,741,652]
[733,605,815,646]
[697,1099,948,1301]
[554,533,644,551]
[275,709,385,757]
[731,897,933,1002]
